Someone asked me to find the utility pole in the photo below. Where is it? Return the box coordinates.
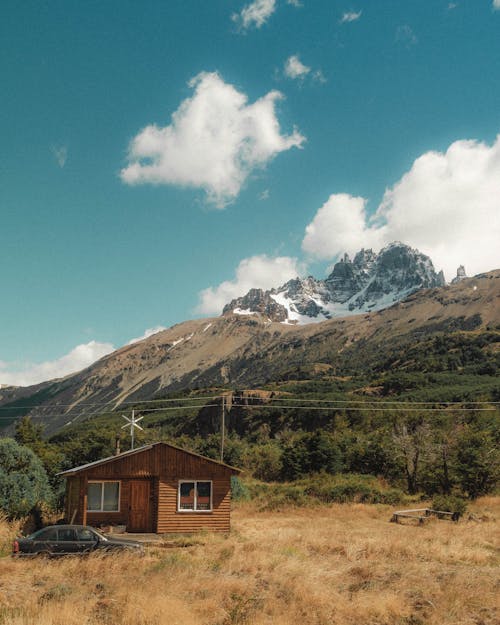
[220,395,225,463]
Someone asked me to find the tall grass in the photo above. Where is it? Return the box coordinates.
[0,498,498,624]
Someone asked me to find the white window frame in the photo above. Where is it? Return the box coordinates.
[177,480,213,513]
[87,481,121,512]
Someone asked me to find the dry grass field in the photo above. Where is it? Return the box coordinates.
[0,498,498,625]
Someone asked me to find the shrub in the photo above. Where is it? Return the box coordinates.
[0,438,53,519]
[303,474,406,505]
[230,476,250,502]
[432,495,468,519]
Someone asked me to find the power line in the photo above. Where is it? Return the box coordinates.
[0,401,497,423]
[0,404,221,421]
[231,396,500,406]
[0,395,222,411]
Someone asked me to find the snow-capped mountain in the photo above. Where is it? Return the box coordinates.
[223,242,446,324]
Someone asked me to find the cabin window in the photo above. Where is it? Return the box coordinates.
[87,481,120,512]
[178,481,212,512]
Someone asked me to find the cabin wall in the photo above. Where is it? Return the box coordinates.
[65,444,235,533]
[65,477,81,522]
[156,478,231,533]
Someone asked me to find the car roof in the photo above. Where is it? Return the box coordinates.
[37,525,94,531]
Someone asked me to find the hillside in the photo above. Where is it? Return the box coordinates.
[0,270,499,434]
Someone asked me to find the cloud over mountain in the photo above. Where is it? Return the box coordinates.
[121,72,304,208]
[0,341,114,387]
[302,135,500,280]
[197,255,303,315]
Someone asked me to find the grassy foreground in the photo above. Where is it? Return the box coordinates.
[0,498,498,625]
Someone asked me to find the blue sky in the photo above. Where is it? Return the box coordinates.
[1,0,500,385]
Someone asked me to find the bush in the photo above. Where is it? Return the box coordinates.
[231,476,250,502]
[303,474,406,505]
[0,438,53,519]
[432,495,468,519]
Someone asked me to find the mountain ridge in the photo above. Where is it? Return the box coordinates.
[0,268,498,434]
[223,242,446,323]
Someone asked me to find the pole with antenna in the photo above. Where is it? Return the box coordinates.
[122,410,144,450]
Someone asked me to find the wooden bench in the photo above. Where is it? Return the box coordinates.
[390,508,459,524]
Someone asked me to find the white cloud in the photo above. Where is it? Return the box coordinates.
[121,72,305,208]
[494,0,500,10]
[340,11,362,23]
[302,194,383,260]
[197,255,303,315]
[0,341,114,387]
[302,135,500,280]
[284,55,310,79]
[51,145,67,168]
[283,55,325,83]
[127,326,166,345]
[233,0,276,30]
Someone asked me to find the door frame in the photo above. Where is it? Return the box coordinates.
[128,479,151,532]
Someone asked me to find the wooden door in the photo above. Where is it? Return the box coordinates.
[128,481,150,532]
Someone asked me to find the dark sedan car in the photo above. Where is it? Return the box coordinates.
[12,524,144,557]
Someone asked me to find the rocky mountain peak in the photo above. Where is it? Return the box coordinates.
[451,265,467,284]
[223,242,446,324]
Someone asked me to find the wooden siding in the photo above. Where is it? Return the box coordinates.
[156,478,231,533]
[65,477,81,522]
[63,443,235,533]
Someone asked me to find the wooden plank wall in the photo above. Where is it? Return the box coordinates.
[65,444,235,533]
[156,478,231,533]
[65,477,81,521]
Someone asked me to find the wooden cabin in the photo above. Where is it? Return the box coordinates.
[58,442,241,533]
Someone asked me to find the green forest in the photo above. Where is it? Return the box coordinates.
[1,327,499,519]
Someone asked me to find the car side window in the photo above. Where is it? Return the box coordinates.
[76,528,96,542]
[58,529,77,542]
[36,528,58,541]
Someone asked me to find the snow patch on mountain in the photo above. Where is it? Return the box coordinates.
[223,242,446,324]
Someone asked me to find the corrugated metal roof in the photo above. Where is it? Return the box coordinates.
[57,441,242,476]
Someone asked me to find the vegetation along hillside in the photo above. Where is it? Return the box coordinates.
[0,271,496,511]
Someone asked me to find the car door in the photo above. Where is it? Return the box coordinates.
[75,527,99,553]
[55,528,80,554]
[32,527,58,555]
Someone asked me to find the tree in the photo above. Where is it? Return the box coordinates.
[391,418,433,494]
[454,428,499,498]
[15,415,65,484]
[0,438,52,518]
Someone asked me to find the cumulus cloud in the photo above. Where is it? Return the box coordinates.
[302,135,500,280]
[233,0,276,30]
[340,11,362,23]
[127,326,166,345]
[284,55,311,79]
[51,145,67,168]
[197,255,303,315]
[494,0,500,9]
[0,341,114,387]
[121,72,304,208]
[302,194,384,260]
[283,55,325,84]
